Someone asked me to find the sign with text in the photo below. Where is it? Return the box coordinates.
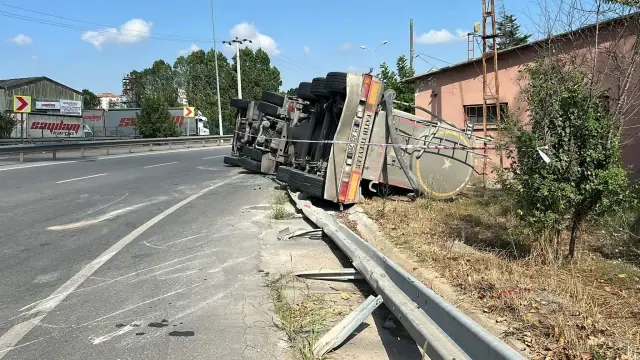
[35,101,60,110]
[59,100,82,116]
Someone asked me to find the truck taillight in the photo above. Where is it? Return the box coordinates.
[361,75,372,99]
[339,179,352,202]
[346,171,361,202]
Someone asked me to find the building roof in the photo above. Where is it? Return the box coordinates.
[97,92,120,98]
[404,11,639,83]
[0,76,82,95]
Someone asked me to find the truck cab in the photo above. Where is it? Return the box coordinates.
[195,115,209,136]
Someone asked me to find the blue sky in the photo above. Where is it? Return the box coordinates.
[1,0,553,94]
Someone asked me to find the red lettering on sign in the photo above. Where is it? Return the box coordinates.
[30,121,81,134]
[83,115,102,121]
[118,117,136,127]
[174,116,184,128]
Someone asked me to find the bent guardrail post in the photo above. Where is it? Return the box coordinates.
[288,191,526,360]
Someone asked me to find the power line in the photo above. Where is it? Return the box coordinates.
[0,8,220,44]
[415,52,454,65]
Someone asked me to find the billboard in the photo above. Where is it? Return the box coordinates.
[60,100,82,116]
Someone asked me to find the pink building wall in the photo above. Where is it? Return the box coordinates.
[411,15,640,178]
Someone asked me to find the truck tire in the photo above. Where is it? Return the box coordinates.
[231,98,250,108]
[257,101,279,117]
[310,77,330,99]
[297,82,316,102]
[325,72,348,95]
[261,92,286,107]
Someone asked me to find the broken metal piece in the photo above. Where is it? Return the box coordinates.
[293,268,363,281]
[277,227,323,241]
[313,295,383,358]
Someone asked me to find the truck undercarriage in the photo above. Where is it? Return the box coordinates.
[226,71,482,205]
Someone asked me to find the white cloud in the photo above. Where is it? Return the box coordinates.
[339,43,352,51]
[31,55,38,61]
[81,18,152,50]
[9,34,32,46]
[227,22,279,55]
[178,44,200,56]
[415,29,466,45]
[303,46,311,56]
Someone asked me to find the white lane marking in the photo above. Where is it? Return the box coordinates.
[0,174,243,358]
[0,146,231,172]
[47,199,166,231]
[91,321,142,345]
[144,161,178,169]
[197,166,220,171]
[80,193,129,217]
[56,173,108,184]
[202,155,224,159]
[170,283,241,320]
[0,334,48,355]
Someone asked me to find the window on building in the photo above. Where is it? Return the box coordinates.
[464,103,508,127]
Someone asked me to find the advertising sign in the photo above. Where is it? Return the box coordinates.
[35,101,60,110]
[59,100,82,116]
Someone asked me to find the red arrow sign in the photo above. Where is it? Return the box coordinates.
[16,97,28,111]
[185,107,193,117]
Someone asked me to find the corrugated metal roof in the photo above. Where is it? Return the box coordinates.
[0,77,46,90]
[0,76,82,95]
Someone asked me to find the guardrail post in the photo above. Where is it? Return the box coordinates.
[81,148,85,158]
[106,148,110,155]
[128,145,132,153]
[202,140,205,147]
[169,142,172,150]
[19,153,24,163]
[150,144,153,151]
[52,150,57,160]
[187,141,190,148]
[218,139,222,146]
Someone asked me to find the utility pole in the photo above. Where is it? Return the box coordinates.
[223,37,252,99]
[410,19,415,70]
[210,0,224,136]
[481,0,501,187]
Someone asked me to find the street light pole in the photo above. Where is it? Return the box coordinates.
[210,0,224,136]
[359,40,388,76]
[223,37,252,99]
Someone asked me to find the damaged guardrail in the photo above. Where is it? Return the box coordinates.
[288,191,526,360]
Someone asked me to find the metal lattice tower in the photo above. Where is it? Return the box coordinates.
[481,0,501,184]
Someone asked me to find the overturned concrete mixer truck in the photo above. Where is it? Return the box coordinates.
[224,72,482,204]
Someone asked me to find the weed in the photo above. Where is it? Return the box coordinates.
[267,274,332,360]
[272,205,294,220]
[359,191,640,359]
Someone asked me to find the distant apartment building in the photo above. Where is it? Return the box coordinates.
[96,92,123,110]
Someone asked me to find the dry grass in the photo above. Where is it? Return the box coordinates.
[271,191,294,220]
[360,188,640,359]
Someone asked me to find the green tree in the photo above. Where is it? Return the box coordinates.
[378,55,415,113]
[496,10,532,50]
[285,88,297,96]
[0,112,16,139]
[503,58,633,261]
[232,48,282,102]
[129,60,179,108]
[135,97,180,138]
[81,89,100,109]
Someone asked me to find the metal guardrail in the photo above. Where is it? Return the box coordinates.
[289,191,526,360]
[0,135,233,158]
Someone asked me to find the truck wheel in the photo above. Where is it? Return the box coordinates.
[261,92,286,107]
[231,98,250,108]
[325,72,347,95]
[257,101,279,117]
[297,82,317,102]
[310,77,330,99]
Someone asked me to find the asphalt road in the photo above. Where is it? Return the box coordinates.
[0,146,284,360]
